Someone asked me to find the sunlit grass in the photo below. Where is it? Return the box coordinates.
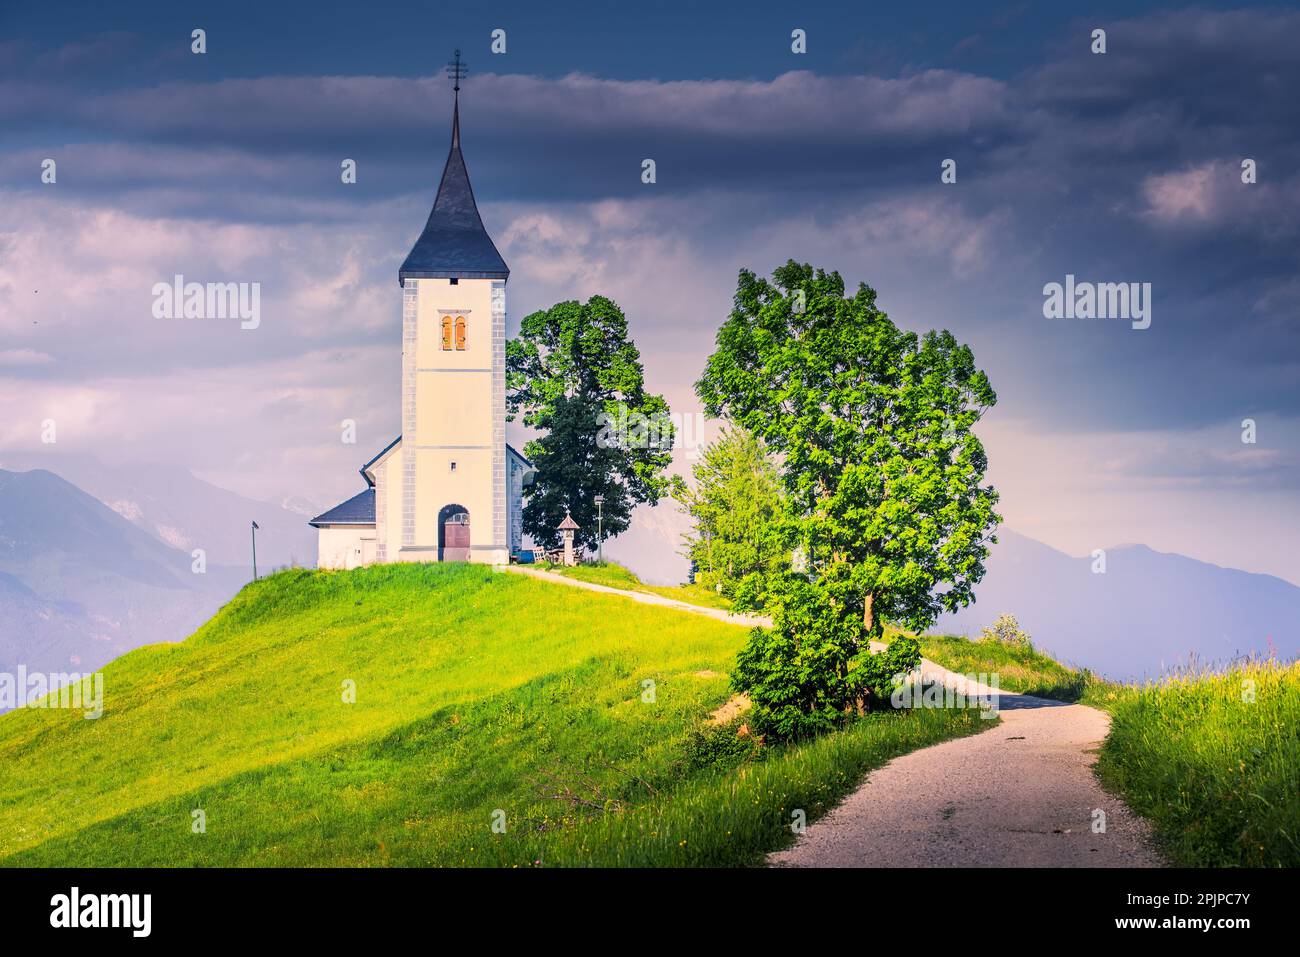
[543,560,735,611]
[0,563,978,867]
[904,630,1095,700]
[1088,660,1300,867]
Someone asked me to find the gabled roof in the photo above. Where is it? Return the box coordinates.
[312,440,532,528]
[361,435,403,487]
[557,512,580,530]
[507,443,533,468]
[398,100,508,284]
[358,437,529,486]
[308,488,375,527]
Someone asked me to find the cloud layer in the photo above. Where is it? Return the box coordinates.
[2,6,1298,584]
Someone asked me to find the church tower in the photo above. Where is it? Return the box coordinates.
[394,51,510,565]
[309,51,531,570]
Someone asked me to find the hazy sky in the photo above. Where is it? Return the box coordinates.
[2,1,1298,584]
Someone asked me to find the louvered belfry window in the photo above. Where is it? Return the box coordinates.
[455,316,467,350]
[441,315,453,350]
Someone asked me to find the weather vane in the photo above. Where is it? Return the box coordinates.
[446,49,467,93]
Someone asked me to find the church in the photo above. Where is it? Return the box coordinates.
[310,70,535,569]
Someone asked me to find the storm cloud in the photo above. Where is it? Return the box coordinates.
[2,4,1298,584]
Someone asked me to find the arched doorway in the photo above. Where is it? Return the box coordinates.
[439,505,470,561]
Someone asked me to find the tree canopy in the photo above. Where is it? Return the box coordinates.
[508,295,677,551]
[697,261,1001,737]
[676,425,787,600]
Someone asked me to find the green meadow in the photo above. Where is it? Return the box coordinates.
[544,560,736,611]
[0,563,981,867]
[6,560,1293,867]
[1089,662,1300,867]
[901,631,1095,700]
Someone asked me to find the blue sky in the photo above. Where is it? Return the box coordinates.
[2,0,1299,584]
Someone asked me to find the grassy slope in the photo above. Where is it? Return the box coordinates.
[545,561,735,611]
[1086,663,1300,868]
[904,631,1093,699]
[0,563,983,867]
[907,631,1300,867]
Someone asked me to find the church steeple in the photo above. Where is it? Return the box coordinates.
[450,48,462,149]
[399,49,508,285]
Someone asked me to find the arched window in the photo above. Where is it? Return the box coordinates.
[440,315,453,350]
[455,316,467,350]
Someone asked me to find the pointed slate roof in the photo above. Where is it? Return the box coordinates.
[399,99,509,284]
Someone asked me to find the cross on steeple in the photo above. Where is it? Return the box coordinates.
[445,49,467,147]
[446,48,467,93]
[398,45,507,285]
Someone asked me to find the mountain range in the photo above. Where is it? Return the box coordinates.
[1,463,1295,683]
[0,467,281,684]
[935,529,1299,680]
[0,452,318,569]
[609,505,1299,680]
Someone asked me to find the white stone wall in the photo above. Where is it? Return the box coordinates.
[374,458,387,563]
[317,525,376,570]
[396,276,507,564]
[491,281,507,555]
[401,281,418,548]
[508,456,525,552]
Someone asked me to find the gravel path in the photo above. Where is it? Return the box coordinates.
[504,565,772,628]
[769,687,1163,867]
[509,566,1163,868]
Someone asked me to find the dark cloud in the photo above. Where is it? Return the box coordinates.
[1,5,1298,582]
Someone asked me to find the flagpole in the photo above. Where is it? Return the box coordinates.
[251,520,259,580]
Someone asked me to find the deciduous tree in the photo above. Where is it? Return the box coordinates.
[677,425,786,600]
[697,262,1001,737]
[508,296,677,551]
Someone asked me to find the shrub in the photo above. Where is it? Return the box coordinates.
[682,721,766,772]
[732,576,922,740]
[980,613,1031,647]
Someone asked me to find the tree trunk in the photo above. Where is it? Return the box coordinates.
[863,591,876,638]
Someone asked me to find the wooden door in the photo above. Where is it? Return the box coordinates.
[440,509,470,561]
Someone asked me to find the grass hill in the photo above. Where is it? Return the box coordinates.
[6,559,1293,868]
[0,563,982,867]
[542,560,734,610]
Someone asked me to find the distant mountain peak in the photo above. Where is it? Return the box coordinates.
[937,529,1299,680]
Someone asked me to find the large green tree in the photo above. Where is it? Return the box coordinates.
[697,262,1001,738]
[677,425,787,599]
[508,295,677,551]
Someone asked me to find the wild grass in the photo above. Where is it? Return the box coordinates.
[898,630,1095,700]
[1088,660,1300,867]
[0,563,978,867]
[544,560,735,611]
